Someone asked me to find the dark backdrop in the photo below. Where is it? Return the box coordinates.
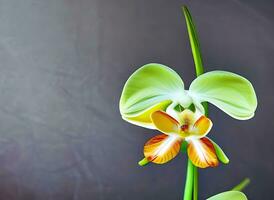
[0,0,273,199]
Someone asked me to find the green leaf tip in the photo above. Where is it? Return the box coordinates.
[207,191,248,200]
[138,157,150,166]
[232,178,250,191]
[181,5,204,76]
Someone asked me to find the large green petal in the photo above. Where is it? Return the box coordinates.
[120,63,190,128]
[189,71,257,120]
[207,191,247,200]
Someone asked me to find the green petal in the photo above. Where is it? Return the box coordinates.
[120,63,190,128]
[207,191,248,200]
[208,138,229,164]
[189,71,257,120]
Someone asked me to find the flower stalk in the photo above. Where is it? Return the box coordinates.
[183,159,194,200]
[182,5,207,200]
[193,166,198,200]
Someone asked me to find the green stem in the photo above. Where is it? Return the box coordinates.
[184,159,194,200]
[182,5,208,200]
[193,166,198,200]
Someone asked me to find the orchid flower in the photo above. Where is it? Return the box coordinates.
[119,63,257,168]
[141,109,220,168]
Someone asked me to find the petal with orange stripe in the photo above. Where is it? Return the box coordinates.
[144,134,182,164]
[187,137,218,168]
[151,111,180,135]
[192,116,212,137]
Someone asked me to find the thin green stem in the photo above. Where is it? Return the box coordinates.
[183,159,194,200]
[193,166,198,200]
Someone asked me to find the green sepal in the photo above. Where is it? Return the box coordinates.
[209,138,229,164]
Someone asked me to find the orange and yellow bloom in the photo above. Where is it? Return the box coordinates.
[142,109,218,168]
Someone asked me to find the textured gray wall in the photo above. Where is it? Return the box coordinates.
[0,0,273,199]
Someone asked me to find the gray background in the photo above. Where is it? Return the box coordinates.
[0,0,272,199]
